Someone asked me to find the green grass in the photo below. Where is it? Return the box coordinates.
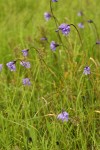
[0,0,100,149]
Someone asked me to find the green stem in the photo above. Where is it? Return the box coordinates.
[69,24,83,46]
[50,0,64,46]
[92,22,99,40]
[30,46,58,78]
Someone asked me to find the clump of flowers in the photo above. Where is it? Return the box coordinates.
[20,61,31,68]
[22,78,31,85]
[57,111,69,122]
[44,12,51,21]
[58,23,70,35]
[6,61,16,71]
[83,66,90,75]
[22,49,29,57]
[50,41,59,50]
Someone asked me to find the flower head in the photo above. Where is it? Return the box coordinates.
[22,49,29,57]
[23,78,31,85]
[44,12,51,21]
[78,23,84,28]
[77,11,83,16]
[83,66,90,75]
[20,61,31,68]
[52,0,58,2]
[58,23,70,35]
[57,111,69,122]
[40,37,48,41]
[87,20,93,23]
[96,41,100,44]
[0,64,3,71]
[50,41,59,51]
[6,61,16,71]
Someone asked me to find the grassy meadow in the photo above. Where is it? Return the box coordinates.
[0,0,100,149]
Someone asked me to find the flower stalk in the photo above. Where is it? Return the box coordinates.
[69,24,83,46]
[50,0,64,46]
[88,20,99,40]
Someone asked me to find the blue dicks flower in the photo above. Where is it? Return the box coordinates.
[6,61,16,71]
[52,0,58,2]
[87,20,93,23]
[0,64,3,71]
[20,61,31,68]
[78,23,84,28]
[22,49,29,57]
[40,37,48,41]
[77,11,83,16]
[23,78,31,85]
[83,66,90,75]
[44,12,51,21]
[96,41,100,44]
[57,111,69,122]
[58,23,70,35]
[50,41,59,50]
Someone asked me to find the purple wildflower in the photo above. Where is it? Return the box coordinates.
[83,66,90,75]
[44,12,51,21]
[52,0,58,2]
[0,64,3,71]
[50,41,59,51]
[57,111,69,122]
[6,61,16,71]
[96,41,100,44]
[40,37,48,41]
[87,20,93,23]
[77,11,83,16]
[58,23,70,35]
[20,61,31,68]
[22,49,29,57]
[23,78,31,85]
[78,23,84,28]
